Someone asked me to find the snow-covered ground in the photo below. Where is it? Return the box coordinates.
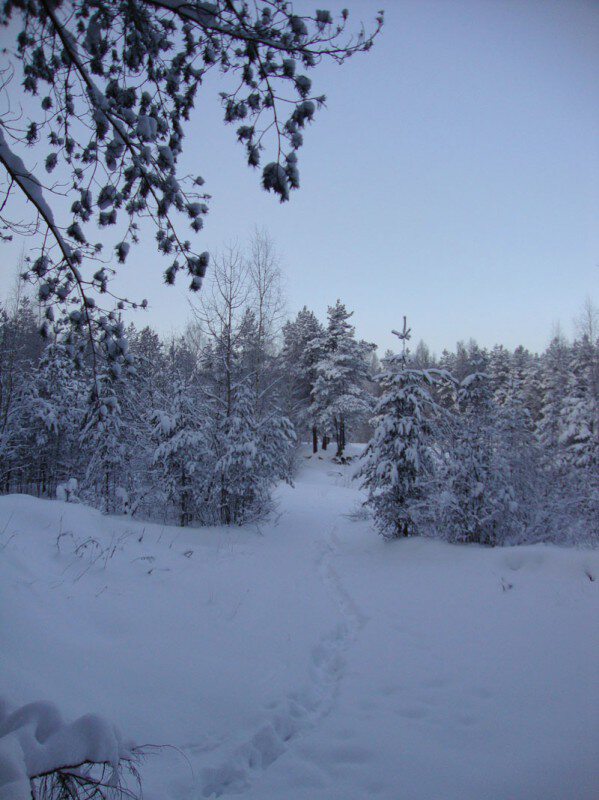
[1,447,598,799]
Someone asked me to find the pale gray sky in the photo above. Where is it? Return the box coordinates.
[1,0,598,354]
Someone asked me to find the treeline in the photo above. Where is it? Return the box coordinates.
[0,228,381,527]
[1,237,296,526]
[0,294,372,525]
[361,315,598,546]
[0,259,597,543]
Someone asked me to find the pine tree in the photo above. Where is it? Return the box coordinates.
[281,306,324,451]
[466,339,489,373]
[412,340,432,369]
[522,352,543,430]
[453,341,471,381]
[1,2,382,349]
[312,300,375,457]
[508,345,535,426]
[128,325,168,406]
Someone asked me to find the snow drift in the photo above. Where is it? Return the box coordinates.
[1,449,597,799]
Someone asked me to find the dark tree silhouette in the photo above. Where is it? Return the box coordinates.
[0,0,383,359]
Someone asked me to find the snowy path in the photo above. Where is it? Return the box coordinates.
[200,466,369,797]
[1,447,598,800]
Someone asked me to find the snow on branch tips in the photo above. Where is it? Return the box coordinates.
[0,0,383,351]
[0,698,144,800]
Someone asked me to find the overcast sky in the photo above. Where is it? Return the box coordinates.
[2,0,598,355]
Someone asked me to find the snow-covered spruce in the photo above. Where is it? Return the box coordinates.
[151,378,209,527]
[209,381,296,526]
[358,319,446,539]
[429,372,522,546]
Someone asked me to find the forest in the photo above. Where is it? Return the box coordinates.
[2,249,597,799]
[0,0,597,798]
[1,240,597,545]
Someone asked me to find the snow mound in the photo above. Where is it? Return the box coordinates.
[0,699,132,800]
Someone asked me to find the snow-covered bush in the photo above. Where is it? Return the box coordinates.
[56,479,79,504]
[151,379,209,527]
[194,381,295,527]
[0,699,141,800]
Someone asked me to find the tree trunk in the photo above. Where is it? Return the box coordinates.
[322,434,328,450]
[312,425,318,454]
[337,416,346,457]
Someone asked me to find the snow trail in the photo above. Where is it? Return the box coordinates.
[200,464,369,798]
[318,525,369,634]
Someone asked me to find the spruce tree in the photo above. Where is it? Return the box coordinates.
[433,372,518,545]
[23,337,87,496]
[81,368,126,514]
[488,344,512,407]
[537,334,570,459]
[207,380,295,525]
[358,319,441,539]
[152,378,207,526]
[559,335,599,470]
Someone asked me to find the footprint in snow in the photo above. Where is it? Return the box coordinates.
[200,525,366,798]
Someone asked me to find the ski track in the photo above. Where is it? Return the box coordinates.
[199,523,367,798]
